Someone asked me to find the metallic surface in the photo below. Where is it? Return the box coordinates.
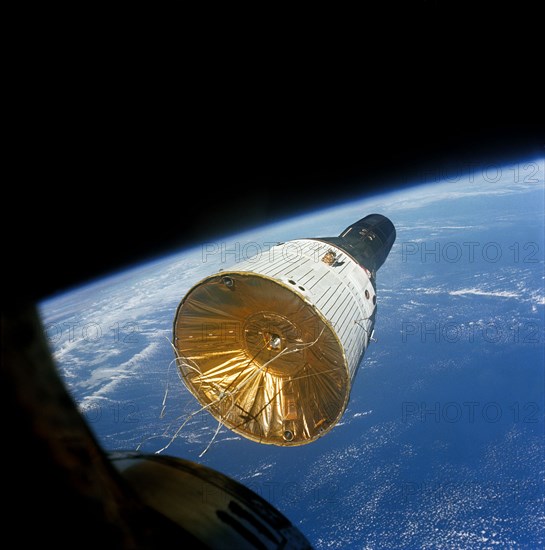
[174,268,348,445]
[112,452,311,549]
[173,215,395,446]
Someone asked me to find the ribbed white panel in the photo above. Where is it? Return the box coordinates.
[223,239,376,379]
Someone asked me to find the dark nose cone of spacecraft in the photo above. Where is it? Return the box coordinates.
[321,214,396,274]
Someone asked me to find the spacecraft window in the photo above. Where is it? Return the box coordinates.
[365,289,370,299]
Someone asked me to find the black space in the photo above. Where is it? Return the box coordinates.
[4,16,544,306]
[5,115,543,305]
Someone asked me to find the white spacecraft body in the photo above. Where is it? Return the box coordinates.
[230,238,377,381]
[174,214,396,446]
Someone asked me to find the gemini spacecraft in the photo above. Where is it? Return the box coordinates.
[173,214,396,446]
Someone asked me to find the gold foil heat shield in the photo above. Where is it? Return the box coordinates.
[173,272,349,446]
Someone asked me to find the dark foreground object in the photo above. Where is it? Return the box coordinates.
[1,305,311,549]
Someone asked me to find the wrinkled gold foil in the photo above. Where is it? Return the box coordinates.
[173,272,349,445]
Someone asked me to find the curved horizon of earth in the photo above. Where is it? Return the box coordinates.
[41,158,545,548]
